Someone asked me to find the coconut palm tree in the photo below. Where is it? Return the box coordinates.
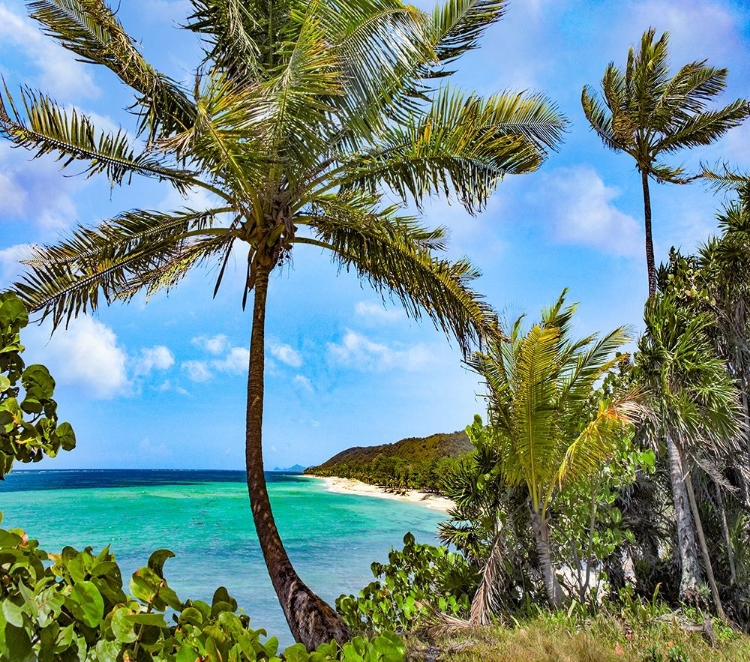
[635,294,743,616]
[581,28,750,298]
[0,0,567,647]
[467,291,638,609]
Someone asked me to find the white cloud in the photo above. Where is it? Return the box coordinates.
[0,5,99,100]
[269,342,302,367]
[539,166,642,257]
[192,334,229,355]
[30,317,129,399]
[355,301,404,324]
[134,345,175,376]
[182,360,212,382]
[293,374,313,392]
[212,347,249,374]
[328,330,432,372]
[625,1,741,65]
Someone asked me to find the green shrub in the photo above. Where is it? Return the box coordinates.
[0,514,405,661]
[336,533,473,635]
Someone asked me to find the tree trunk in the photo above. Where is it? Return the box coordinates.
[246,263,350,649]
[641,169,657,299]
[684,472,726,620]
[530,508,563,608]
[666,436,701,602]
[714,480,737,585]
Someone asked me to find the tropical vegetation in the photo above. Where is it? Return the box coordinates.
[305,430,471,492]
[2,4,750,662]
[0,0,566,648]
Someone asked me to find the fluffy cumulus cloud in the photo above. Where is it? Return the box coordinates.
[29,317,129,399]
[538,166,642,257]
[269,342,302,367]
[182,360,212,382]
[134,345,175,376]
[212,347,249,374]
[327,330,432,372]
[191,334,229,355]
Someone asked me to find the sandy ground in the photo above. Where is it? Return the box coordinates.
[314,476,455,513]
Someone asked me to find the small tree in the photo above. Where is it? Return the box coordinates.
[466,291,638,609]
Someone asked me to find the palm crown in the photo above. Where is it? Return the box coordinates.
[582,28,750,297]
[0,0,567,648]
[3,0,565,346]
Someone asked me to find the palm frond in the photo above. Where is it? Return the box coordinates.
[0,85,195,191]
[428,0,507,72]
[296,192,499,355]
[28,0,195,139]
[656,100,750,154]
[337,85,566,213]
[13,207,230,326]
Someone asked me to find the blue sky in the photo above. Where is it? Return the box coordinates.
[1,0,749,470]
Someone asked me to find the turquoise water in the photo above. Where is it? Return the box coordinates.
[0,470,443,647]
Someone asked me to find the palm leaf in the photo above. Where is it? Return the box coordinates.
[296,192,499,355]
[0,85,195,191]
[28,0,196,139]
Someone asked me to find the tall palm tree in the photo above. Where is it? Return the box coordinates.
[0,0,567,647]
[467,291,638,608]
[582,28,750,298]
[635,294,742,615]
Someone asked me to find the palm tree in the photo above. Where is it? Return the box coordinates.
[635,294,743,616]
[581,28,750,298]
[467,291,638,609]
[0,0,567,647]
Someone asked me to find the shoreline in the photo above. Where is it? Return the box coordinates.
[311,475,455,513]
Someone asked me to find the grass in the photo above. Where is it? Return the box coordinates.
[406,611,750,662]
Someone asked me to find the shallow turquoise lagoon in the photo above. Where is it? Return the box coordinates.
[0,470,444,647]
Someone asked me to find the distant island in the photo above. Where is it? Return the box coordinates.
[304,431,471,494]
[271,464,307,474]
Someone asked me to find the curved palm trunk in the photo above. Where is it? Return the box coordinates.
[665,436,701,602]
[246,263,350,649]
[641,169,657,299]
[684,472,726,619]
[530,509,563,608]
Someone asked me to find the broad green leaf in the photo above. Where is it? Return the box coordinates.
[67,581,104,628]
[147,549,175,579]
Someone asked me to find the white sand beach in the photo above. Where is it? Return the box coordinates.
[316,476,455,513]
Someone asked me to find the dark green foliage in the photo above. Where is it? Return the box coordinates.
[336,533,474,635]
[305,431,471,493]
[0,515,406,661]
[0,292,76,478]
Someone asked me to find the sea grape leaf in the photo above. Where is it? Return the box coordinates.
[67,581,104,628]
[147,549,175,579]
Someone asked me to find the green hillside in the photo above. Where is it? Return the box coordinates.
[304,431,471,493]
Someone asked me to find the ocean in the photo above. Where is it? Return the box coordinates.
[0,470,444,647]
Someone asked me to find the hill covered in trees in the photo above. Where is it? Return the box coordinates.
[304,431,472,493]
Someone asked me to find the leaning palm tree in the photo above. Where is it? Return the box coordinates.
[635,294,743,616]
[0,0,566,648]
[467,291,638,609]
[582,28,750,298]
